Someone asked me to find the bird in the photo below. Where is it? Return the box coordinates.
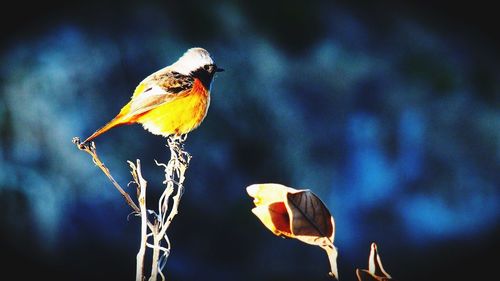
[83,47,223,144]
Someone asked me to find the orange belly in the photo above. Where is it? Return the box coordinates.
[138,79,210,136]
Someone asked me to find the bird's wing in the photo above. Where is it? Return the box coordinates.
[127,71,194,117]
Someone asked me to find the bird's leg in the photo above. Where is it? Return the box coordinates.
[167,135,191,165]
[180,133,188,143]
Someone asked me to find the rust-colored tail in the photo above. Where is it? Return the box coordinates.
[83,114,130,143]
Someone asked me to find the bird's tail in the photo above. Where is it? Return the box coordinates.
[83,114,130,143]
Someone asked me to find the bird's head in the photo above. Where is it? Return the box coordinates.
[171,47,223,78]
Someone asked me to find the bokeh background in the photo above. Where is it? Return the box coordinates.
[1,0,498,280]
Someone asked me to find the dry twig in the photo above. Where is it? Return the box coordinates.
[73,135,191,281]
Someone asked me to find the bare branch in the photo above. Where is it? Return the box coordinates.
[72,137,140,213]
[148,135,191,280]
[73,134,192,281]
[149,223,161,281]
[129,160,148,281]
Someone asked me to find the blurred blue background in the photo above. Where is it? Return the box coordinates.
[1,0,498,280]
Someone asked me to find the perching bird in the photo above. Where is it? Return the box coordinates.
[83,47,223,143]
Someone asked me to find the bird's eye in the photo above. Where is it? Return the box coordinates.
[204,65,211,71]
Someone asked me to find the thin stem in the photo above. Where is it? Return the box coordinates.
[129,160,148,281]
[72,137,140,213]
[157,137,191,239]
[321,242,339,280]
[73,135,192,281]
[149,136,191,280]
[149,223,161,281]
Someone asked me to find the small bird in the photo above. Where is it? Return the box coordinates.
[83,47,223,143]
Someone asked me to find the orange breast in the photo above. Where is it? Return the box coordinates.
[138,78,210,136]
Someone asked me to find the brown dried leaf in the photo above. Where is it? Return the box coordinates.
[247,183,339,279]
[287,190,334,241]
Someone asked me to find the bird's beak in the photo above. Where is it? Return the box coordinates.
[216,66,224,72]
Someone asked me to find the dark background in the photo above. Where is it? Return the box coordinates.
[1,0,498,280]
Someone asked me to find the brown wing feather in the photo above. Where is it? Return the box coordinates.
[158,71,194,93]
[127,71,194,117]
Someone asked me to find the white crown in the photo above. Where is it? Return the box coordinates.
[170,47,214,75]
